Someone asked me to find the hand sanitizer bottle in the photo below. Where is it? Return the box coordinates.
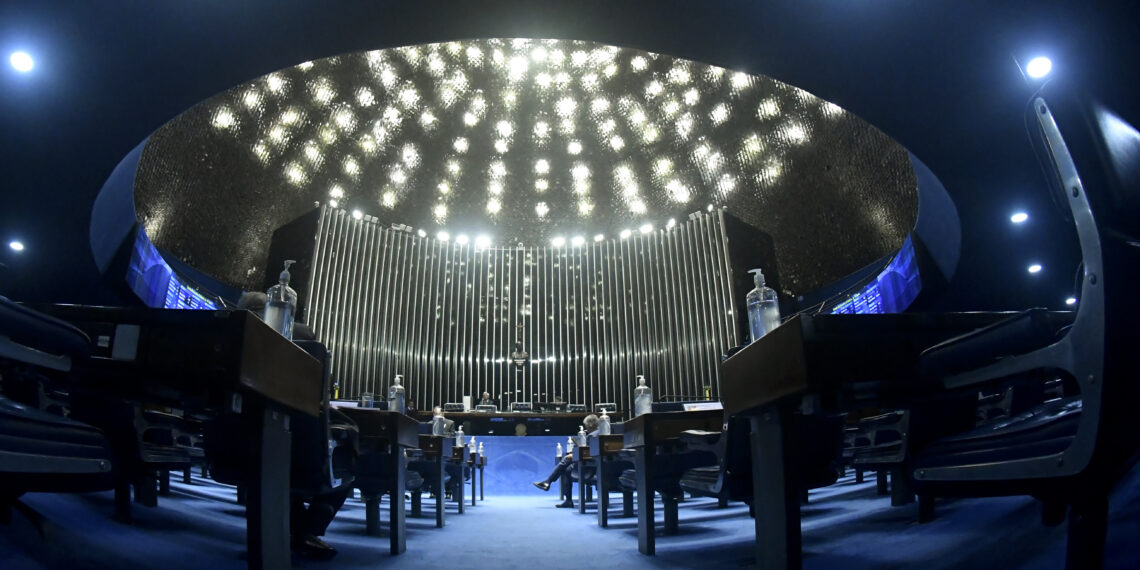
[388,374,406,413]
[598,409,611,435]
[264,260,298,339]
[478,442,485,458]
[456,425,465,447]
[746,268,781,342]
[577,425,587,447]
[556,442,563,459]
[634,375,652,417]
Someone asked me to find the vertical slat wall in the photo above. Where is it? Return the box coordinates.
[306,206,741,412]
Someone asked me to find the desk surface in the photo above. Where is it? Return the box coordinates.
[32,305,322,417]
[718,312,1048,417]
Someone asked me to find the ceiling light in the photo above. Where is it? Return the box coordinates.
[437,231,450,242]
[639,224,653,234]
[666,218,676,229]
[352,209,364,220]
[475,235,492,248]
[9,240,24,252]
[9,51,33,73]
[417,229,427,238]
[551,236,566,247]
[1010,212,1028,223]
[1025,56,1052,79]
[1027,264,1043,274]
[1065,297,1077,306]
[619,229,632,239]
[593,234,604,242]
[571,236,585,247]
[456,234,470,245]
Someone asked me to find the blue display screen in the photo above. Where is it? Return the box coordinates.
[830,236,921,314]
[125,228,218,310]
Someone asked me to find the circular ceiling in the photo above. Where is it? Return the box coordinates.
[134,38,917,295]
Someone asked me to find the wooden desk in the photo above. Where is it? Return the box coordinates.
[414,435,454,528]
[590,434,628,527]
[35,305,320,570]
[720,312,1019,570]
[622,410,724,555]
[334,407,419,554]
[449,445,467,513]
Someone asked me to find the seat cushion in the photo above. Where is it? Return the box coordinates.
[0,395,110,456]
[913,396,1081,469]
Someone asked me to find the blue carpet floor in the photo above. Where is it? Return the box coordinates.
[3,458,1139,569]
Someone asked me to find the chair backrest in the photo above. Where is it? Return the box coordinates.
[1041,87,1140,476]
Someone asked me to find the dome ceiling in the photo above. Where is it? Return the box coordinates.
[134,38,917,295]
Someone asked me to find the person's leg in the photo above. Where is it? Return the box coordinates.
[534,455,573,490]
[306,487,351,537]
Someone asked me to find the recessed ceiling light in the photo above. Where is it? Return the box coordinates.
[593,234,604,242]
[417,229,427,238]
[437,231,450,242]
[475,235,492,248]
[1025,56,1052,79]
[9,240,24,252]
[1010,212,1029,223]
[639,224,653,234]
[571,236,585,247]
[620,229,632,239]
[456,234,470,245]
[352,209,363,220]
[1027,264,1043,274]
[551,236,566,247]
[9,51,33,73]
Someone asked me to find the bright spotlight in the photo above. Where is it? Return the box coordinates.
[551,236,566,247]
[1010,212,1029,223]
[475,235,492,248]
[593,234,604,242]
[417,229,427,238]
[639,224,653,234]
[437,231,450,242]
[456,234,470,245]
[619,229,632,240]
[1025,57,1052,79]
[1027,264,1043,274]
[9,240,24,252]
[352,209,364,220]
[571,236,585,247]
[1065,297,1077,306]
[9,51,34,73]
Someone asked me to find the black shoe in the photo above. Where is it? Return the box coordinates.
[555,501,575,508]
[533,481,550,491]
[292,534,338,560]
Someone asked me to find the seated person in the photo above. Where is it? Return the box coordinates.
[479,392,495,407]
[532,414,600,508]
[238,291,346,560]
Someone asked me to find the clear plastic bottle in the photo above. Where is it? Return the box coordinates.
[577,424,587,447]
[388,374,406,414]
[598,409,611,435]
[264,260,298,339]
[567,436,575,451]
[746,268,781,343]
[634,375,652,416]
[555,442,563,458]
[456,425,466,447]
[478,442,485,458]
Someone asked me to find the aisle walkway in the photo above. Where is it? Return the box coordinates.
[3,464,1139,569]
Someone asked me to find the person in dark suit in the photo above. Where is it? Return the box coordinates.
[532,414,600,508]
